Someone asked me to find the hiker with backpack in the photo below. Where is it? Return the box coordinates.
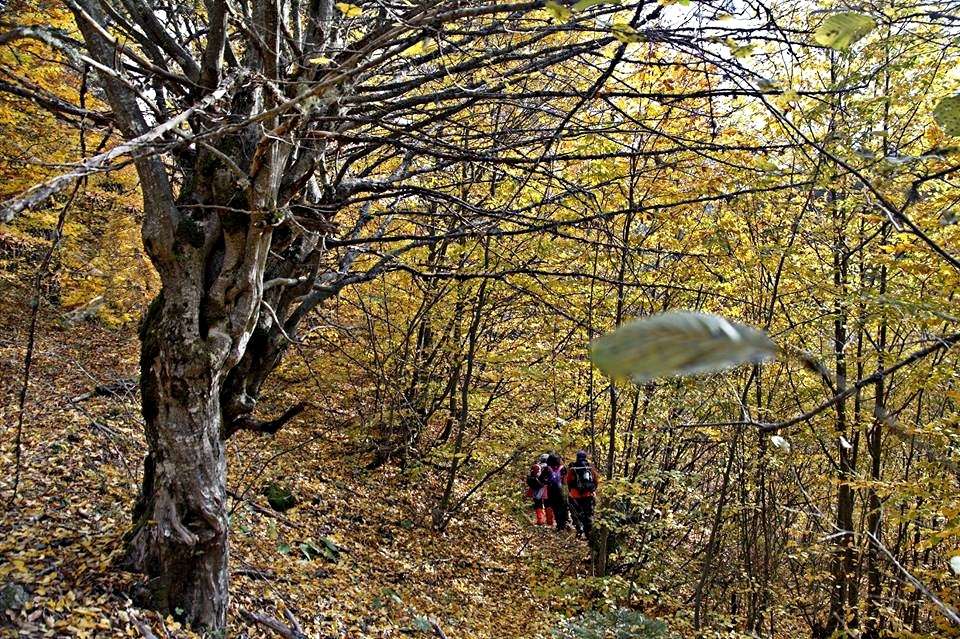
[566,450,599,538]
[544,453,571,532]
[525,454,551,526]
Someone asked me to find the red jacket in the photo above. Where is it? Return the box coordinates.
[525,463,547,499]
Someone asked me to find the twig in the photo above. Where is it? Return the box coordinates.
[514,528,539,560]
[71,377,139,402]
[430,619,450,639]
[761,333,960,433]
[233,567,278,580]
[866,532,960,626]
[436,448,523,530]
[129,611,159,639]
[7,180,79,506]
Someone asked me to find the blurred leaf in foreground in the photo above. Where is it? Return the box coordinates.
[934,95,960,137]
[590,311,777,382]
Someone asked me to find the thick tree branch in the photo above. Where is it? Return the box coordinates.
[224,402,307,439]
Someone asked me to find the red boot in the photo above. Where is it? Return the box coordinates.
[545,507,555,526]
[535,507,546,525]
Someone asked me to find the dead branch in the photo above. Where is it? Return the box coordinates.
[867,532,960,626]
[128,611,159,639]
[71,377,139,402]
[241,609,307,639]
[431,619,450,639]
[224,402,307,439]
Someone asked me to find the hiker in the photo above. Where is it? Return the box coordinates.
[566,450,598,538]
[525,454,549,525]
[544,453,570,532]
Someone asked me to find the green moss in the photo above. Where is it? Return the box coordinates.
[263,483,297,512]
[555,609,669,639]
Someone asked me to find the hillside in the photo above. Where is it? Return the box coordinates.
[0,289,606,639]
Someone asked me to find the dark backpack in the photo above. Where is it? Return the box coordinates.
[526,465,543,491]
[569,463,596,492]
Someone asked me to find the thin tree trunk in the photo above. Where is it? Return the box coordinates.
[694,428,740,629]
[607,203,633,479]
[434,243,489,530]
[827,196,856,636]
[865,234,888,637]
[866,36,893,633]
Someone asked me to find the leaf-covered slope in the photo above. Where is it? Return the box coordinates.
[0,299,590,639]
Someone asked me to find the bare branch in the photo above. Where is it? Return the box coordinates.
[0,70,246,222]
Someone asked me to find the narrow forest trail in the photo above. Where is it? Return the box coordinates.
[222,421,598,637]
[0,297,595,638]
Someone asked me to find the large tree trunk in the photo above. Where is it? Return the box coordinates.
[67,8,248,627]
[116,131,280,631]
[119,171,279,631]
[124,292,231,630]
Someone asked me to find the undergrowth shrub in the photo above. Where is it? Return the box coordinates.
[554,608,669,639]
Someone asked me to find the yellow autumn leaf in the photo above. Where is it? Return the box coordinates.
[545,1,572,22]
[402,40,435,57]
[335,2,363,18]
[611,22,643,43]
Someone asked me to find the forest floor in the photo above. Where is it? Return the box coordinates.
[0,291,595,638]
